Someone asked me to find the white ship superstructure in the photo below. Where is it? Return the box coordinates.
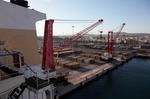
[0,1,55,99]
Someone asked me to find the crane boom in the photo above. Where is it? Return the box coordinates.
[54,19,103,50]
[113,23,125,41]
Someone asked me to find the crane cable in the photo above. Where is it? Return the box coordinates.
[53,19,97,21]
[48,19,98,23]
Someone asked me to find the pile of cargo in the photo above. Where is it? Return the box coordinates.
[80,54,90,58]
[54,58,80,69]
[90,55,100,60]
[73,49,82,54]
[54,48,72,52]
[59,61,71,67]
[67,56,76,61]
[54,50,74,56]
[70,56,79,61]
[54,58,65,66]
[80,54,100,60]
[76,57,84,63]
[122,51,132,59]
[67,54,96,64]
[65,62,80,69]
[67,56,83,63]
[83,58,94,64]
[54,48,73,56]
[136,48,148,54]
[112,51,121,55]
[53,49,82,56]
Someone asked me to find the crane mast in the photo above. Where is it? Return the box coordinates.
[107,31,113,54]
[42,20,55,71]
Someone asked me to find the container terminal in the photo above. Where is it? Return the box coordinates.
[0,0,150,99]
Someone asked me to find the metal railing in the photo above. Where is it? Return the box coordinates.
[23,63,51,89]
[0,50,51,88]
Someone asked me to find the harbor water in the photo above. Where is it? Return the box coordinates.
[61,58,150,99]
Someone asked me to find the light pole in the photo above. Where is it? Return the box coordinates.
[72,26,75,35]
[72,26,75,50]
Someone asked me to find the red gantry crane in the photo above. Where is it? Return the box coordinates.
[42,19,103,71]
[54,19,103,50]
[101,23,125,61]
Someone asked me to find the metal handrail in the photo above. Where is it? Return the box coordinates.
[0,50,50,88]
[23,63,51,88]
[24,63,37,74]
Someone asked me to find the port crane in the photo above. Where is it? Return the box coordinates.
[54,19,103,50]
[101,23,125,61]
[42,19,103,71]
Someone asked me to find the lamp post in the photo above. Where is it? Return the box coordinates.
[72,26,75,49]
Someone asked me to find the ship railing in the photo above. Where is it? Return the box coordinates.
[23,64,51,89]
[0,55,24,81]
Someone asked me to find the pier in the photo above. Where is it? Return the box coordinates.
[54,52,149,98]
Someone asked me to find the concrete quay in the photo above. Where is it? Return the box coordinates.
[55,52,143,99]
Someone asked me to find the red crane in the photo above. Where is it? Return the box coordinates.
[102,23,125,61]
[42,20,55,71]
[108,23,126,54]
[54,19,103,50]
[107,31,113,54]
[42,19,103,71]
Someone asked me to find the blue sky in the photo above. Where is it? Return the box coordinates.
[4,0,150,36]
